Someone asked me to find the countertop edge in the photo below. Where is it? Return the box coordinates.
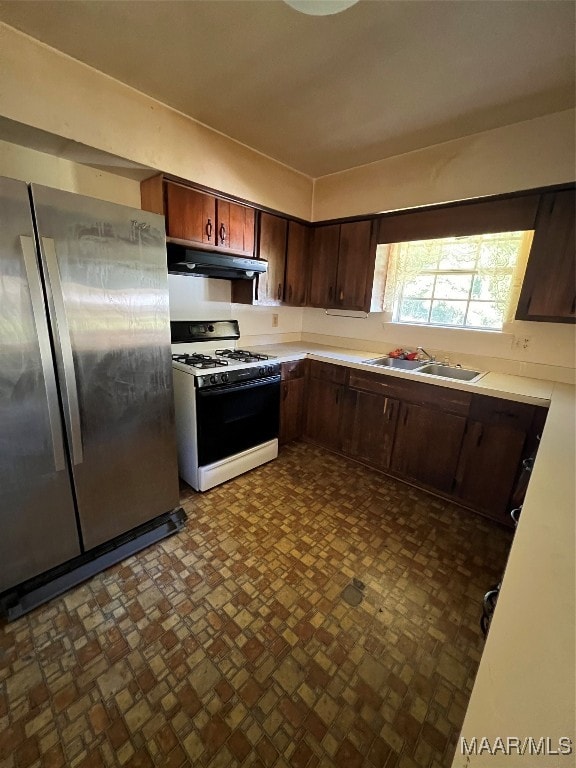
[253,343,555,406]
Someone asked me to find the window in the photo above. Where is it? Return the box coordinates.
[373,230,534,330]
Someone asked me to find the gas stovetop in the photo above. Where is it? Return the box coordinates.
[172,352,280,388]
[170,319,280,387]
[172,349,275,370]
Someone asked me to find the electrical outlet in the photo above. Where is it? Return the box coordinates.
[513,335,532,350]
[272,313,279,328]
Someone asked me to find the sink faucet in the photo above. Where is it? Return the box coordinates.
[417,346,435,362]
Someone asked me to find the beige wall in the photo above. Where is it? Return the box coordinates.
[0,23,313,219]
[1,21,574,379]
[0,138,141,206]
[313,109,576,220]
[307,110,576,382]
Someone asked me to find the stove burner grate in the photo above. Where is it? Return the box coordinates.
[215,348,271,362]
[172,353,229,369]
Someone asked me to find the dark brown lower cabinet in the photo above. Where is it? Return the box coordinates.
[453,396,547,524]
[304,376,343,451]
[279,378,305,445]
[341,389,399,470]
[300,363,548,526]
[279,360,306,445]
[454,421,526,522]
[390,402,467,493]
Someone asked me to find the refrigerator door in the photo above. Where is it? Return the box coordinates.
[31,185,180,551]
[0,177,80,592]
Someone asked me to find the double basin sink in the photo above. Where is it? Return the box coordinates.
[364,357,484,383]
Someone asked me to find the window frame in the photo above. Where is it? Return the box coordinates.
[381,230,532,331]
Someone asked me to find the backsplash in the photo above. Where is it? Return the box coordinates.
[301,309,576,384]
[167,276,575,384]
[167,274,303,346]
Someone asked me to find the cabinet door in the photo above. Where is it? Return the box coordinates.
[304,377,343,450]
[285,221,310,306]
[455,421,526,523]
[516,190,576,323]
[256,212,288,304]
[165,183,216,246]
[336,220,376,311]
[308,224,340,307]
[343,390,399,470]
[391,402,466,492]
[215,200,255,256]
[279,378,305,445]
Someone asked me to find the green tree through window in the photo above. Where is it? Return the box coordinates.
[377,231,533,330]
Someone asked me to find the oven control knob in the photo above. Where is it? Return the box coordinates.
[210,375,217,384]
[258,366,265,377]
[221,373,229,383]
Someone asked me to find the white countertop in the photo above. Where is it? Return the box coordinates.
[453,382,576,765]
[253,341,555,405]
[253,341,575,764]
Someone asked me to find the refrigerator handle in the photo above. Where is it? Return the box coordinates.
[19,236,66,473]
[40,237,84,466]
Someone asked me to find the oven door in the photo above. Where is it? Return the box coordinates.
[196,376,280,466]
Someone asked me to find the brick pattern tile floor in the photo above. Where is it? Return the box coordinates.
[0,442,512,768]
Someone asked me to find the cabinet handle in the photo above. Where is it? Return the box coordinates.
[495,410,516,418]
[339,289,344,303]
[522,457,535,472]
[206,219,213,241]
[277,283,282,301]
[510,507,522,526]
[219,223,226,244]
[476,426,484,447]
[328,286,333,302]
[383,398,388,417]
[526,296,532,312]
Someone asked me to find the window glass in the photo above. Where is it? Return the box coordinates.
[374,231,533,330]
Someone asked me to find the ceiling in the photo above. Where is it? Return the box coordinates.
[0,0,574,178]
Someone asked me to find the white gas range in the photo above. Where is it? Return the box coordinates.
[170,320,280,491]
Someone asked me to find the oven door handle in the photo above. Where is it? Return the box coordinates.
[197,375,281,396]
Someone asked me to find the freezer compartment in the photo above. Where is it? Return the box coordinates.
[0,177,81,592]
[31,184,181,549]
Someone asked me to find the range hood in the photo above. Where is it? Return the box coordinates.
[167,245,267,280]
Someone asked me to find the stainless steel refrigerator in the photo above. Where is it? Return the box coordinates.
[0,176,184,618]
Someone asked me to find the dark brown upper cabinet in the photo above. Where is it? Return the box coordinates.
[516,189,575,323]
[233,213,310,306]
[255,212,288,305]
[285,220,310,307]
[214,198,255,255]
[140,176,255,257]
[308,219,377,312]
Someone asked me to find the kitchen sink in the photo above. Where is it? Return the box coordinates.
[417,363,483,382]
[364,357,423,370]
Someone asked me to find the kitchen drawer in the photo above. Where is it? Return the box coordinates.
[349,371,471,416]
[281,359,306,381]
[308,360,348,385]
[469,395,535,431]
